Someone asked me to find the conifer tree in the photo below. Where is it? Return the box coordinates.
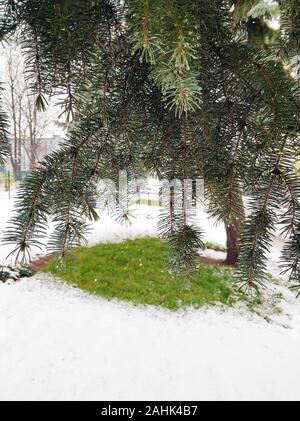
[0,0,300,295]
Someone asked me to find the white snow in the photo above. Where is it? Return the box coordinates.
[0,189,300,401]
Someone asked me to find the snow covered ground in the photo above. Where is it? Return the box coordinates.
[0,190,300,401]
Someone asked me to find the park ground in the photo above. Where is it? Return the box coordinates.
[0,190,300,401]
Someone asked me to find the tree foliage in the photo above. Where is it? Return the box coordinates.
[1,0,300,295]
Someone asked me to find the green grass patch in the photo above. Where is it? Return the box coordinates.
[44,237,240,310]
[204,242,226,252]
[135,198,161,207]
[43,237,282,314]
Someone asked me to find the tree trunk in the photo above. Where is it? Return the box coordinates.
[224,218,242,266]
[9,148,18,182]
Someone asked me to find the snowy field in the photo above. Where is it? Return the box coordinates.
[0,190,300,401]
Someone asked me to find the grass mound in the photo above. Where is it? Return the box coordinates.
[43,237,246,310]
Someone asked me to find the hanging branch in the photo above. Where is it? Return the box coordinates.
[237,136,290,290]
[4,170,49,263]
